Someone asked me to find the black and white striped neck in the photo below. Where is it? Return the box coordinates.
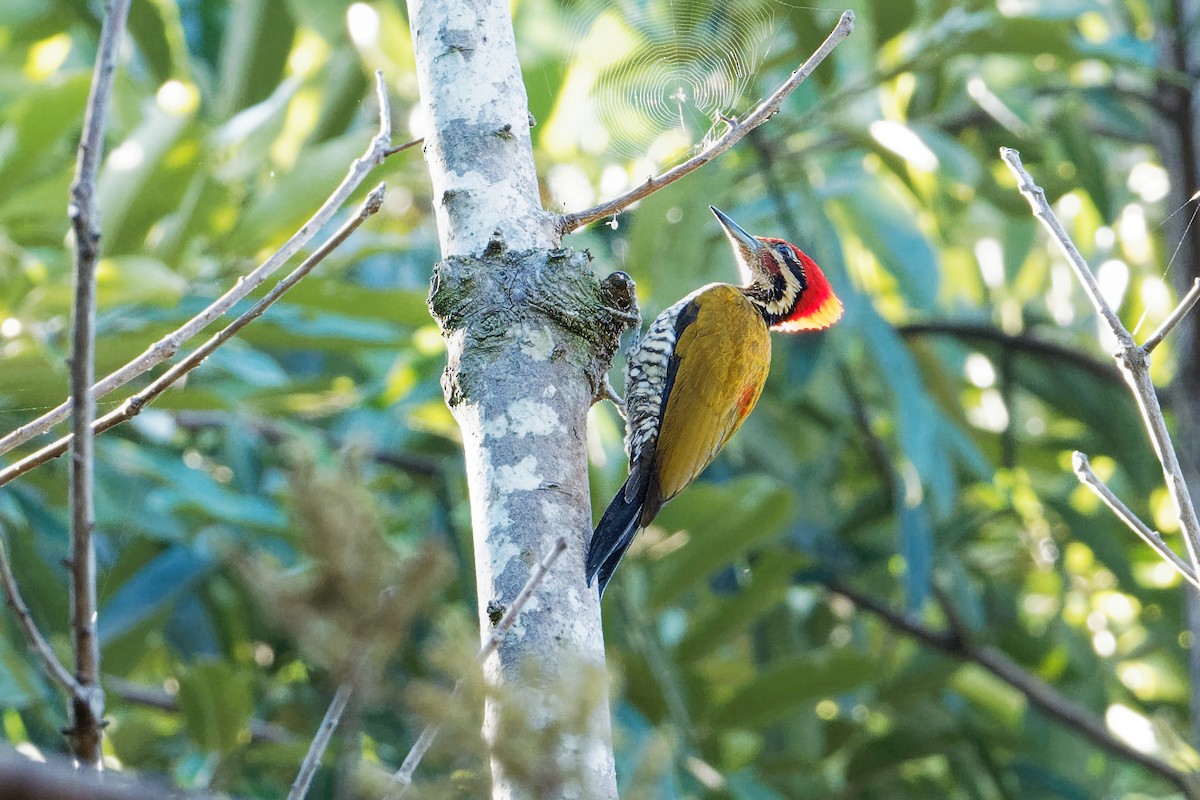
[740,242,807,326]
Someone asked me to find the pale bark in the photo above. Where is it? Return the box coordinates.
[406,1,630,796]
[1157,0,1200,744]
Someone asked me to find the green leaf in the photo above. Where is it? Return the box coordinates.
[94,108,195,254]
[954,16,1077,58]
[177,659,255,754]
[127,0,175,82]
[711,649,875,727]
[896,493,932,611]
[846,728,962,784]
[1057,103,1112,220]
[99,545,217,645]
[225,133,366,254]
[829,175,940,311]
[98,256,189,307]
[648,478,794,608]
[1010,352,1156,492]
[675,552,805,661]
[216,0,295,116]
[280,277,430,326]
[948,663,1026,730]
[0,647,40,709]
[867,0,916,48]
[0,72,91,190]
[861,309,956,516]
[205,343,290,388]
[727,770,787,800]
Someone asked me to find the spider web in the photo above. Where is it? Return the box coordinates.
[554,0,789,165]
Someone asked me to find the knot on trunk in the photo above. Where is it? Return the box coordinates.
[427,248,638,408]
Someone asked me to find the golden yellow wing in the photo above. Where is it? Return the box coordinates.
[648,284,770,512]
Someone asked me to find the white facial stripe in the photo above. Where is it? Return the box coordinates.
[750,249,803,317]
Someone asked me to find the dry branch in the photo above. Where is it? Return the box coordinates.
[1001,147,1200,586]
[103,676,293,744]
[288,684,353,800]
[557,10,855,234]
[1073,452,1200,588]
[826,578,1200,799]
[0,749,215,800]
[0,527,81,698]
[0,186,386,488]
[63,0,133,766]
[0,73,398,459]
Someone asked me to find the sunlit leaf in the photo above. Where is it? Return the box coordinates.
[711,649,875,727]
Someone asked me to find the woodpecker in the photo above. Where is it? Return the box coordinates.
[585,206,843,596]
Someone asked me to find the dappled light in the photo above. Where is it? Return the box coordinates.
[2,0,1200,798]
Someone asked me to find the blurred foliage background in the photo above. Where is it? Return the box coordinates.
[2,0,1200,797]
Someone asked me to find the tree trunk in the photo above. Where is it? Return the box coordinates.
[407,1,626,796]
[1157,0,1200,745]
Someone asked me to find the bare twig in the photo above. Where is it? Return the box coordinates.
[171,411,443,478]
[0,186,386,488]
[63,0,133,767]
[1072,452,1200,587]
[825,578,1200,798]
[1001,147,1200,582]
[0,72,402,459]
[384,137,424,158]
[0,748,218,800]
[0,527,81,698]
[288,684,353,800]
[103,676,293,744]
[480,536,568,661]
[1143,277,1200,355]
[387,536,569,797]
[897,321,1122,385]
[557,10,855,234]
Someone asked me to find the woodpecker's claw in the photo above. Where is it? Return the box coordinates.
[599,270,641,329]
[602,375,626,419]
[603,306,641,324]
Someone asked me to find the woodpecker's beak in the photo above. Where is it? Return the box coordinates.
[711,206,766,274]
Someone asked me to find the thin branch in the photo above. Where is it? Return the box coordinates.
[0,71,398,459]
[387,536,569,797]
[0,748,216,800]
[384,137,424,158]
[288,684,353,800]
[64,0,133,767]
[557,10,855,234]
[1072,452,1200,588]
[103,676,293,744]
[1143,276,1200,354]
[1001,146,1200,582]
[480,536,568,661]
[824,578,1200,798]
[1000,149,1131,348]
[897,321,1122,385]
[0,527,82,699]
[0,186,387,488]
[171,411,443,478]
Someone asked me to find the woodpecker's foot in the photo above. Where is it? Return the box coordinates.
[602,376,627,419]
[599,271,641,329]
[603,306,641,325]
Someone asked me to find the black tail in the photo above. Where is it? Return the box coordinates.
[586,473,647,596]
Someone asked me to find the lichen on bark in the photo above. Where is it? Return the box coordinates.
[428,246,636,407]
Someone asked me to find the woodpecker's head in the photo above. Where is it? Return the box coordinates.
[711,206,843,332]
